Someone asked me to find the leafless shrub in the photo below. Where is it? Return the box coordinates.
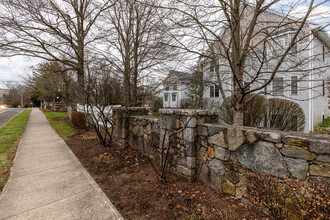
[219,95,305,131]
[71,112,87,130]
[219,94,267,127]
[78,66,121,148]
[267,98,305,132]
[246,172,329,219]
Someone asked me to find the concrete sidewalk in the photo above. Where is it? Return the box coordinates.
[0,109,122,220]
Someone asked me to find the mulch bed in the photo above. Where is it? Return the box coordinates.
[65,125,264,219]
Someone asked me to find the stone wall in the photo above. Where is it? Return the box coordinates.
[158,109,218,181]
[196,124,330,198]
[112,107,330,198]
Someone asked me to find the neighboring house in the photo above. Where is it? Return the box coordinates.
[162,70,191,108]
[203,8,330,133]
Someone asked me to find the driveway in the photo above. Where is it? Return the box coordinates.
[0,108,24,127]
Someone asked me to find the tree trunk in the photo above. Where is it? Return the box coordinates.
[123,70,131,107]
[231,0,244,126]
[232,105,244,126]
[131,70,138,106]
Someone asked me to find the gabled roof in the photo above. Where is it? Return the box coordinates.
[169,70,192,83]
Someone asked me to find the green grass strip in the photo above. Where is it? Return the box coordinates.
[43,111,75,139]
[0,109,32,191]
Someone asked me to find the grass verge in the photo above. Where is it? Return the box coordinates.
[0,109,31,192]
[43,111,75,139]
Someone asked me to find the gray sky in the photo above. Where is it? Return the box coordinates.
[0,56,40,83]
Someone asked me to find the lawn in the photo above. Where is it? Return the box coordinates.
[0,109,31,191]
[43,111,75,139]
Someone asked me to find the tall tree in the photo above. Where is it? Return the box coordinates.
[102,0,178,106]
[165,0,329,125]
[27,62,75,105]
[0,0,115,84]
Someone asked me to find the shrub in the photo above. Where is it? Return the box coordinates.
[219,95,305,131]
[266,98,305,131]
[71,112,87,130]
[152,98,163,113]
[319,117,330,128]
[246,173,329,219]
[203,98,220,110]
[219,94,267,127]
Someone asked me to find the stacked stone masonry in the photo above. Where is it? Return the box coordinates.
[113,108,330,198]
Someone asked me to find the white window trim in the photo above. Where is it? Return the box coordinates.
[171,93,177,102]
[291,76,298,95]
[164,93,169,102]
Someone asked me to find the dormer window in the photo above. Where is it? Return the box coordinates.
[173,84,177,90]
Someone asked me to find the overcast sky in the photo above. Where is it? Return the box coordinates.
[0,0,329,84]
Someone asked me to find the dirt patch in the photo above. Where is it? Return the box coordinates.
[66,129,264,219]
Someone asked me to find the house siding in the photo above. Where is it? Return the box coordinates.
[202,28,330,133]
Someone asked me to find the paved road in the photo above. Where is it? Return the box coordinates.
[0,109,122,220]
[0,108,24,127]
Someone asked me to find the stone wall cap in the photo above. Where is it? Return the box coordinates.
[133,115,159,122]
[159,108,217,116]
[113,107,149,111]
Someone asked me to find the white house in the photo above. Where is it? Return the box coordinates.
[162,70,191,108]
[203,24,330,133]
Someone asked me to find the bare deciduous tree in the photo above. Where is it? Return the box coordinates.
[0,0,115,84]
[101,0,179,107]
[78,64,122,147]
[27,62,75,104]
[164,0,329,126]
[3,82,29,107]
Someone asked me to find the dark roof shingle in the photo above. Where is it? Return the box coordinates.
[169,70,192,83]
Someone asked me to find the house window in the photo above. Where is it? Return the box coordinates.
[273,77,284,95]
[215,85,219,97]
[165,85,169,91]
[209,57,219,72]
[264,79,268,94]
[273,39,285,56]
[210,61,214,72]
[164,94,169,102]
[291,76,298,95]
[173,84,177,90]
[210,85,220,97]
[172,93,176,102]
[210,85,214,97]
